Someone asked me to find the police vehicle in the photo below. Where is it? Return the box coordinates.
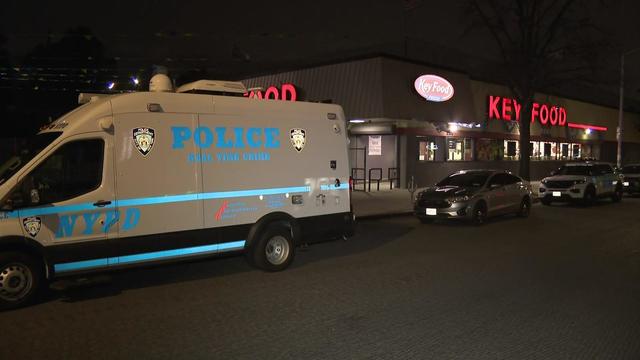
[0,75,354,309]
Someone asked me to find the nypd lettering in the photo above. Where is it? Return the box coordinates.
[55,208,141,238]
[290,128,306,152]
[23,217,42,237]
[133,128,155,156]
[171,126,280,163]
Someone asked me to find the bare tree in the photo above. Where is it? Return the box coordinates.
[467,0,608,180]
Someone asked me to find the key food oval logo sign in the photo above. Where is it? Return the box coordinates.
[414,74,454,102]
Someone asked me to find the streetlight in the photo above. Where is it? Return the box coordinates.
[617,47,640,168]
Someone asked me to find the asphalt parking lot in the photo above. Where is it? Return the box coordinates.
[2,196,640,359]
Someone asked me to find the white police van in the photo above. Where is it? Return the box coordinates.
[0,76,354,309]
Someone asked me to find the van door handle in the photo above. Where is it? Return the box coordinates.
[93,200,112,207]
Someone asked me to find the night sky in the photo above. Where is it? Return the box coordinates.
[1,0,640,124]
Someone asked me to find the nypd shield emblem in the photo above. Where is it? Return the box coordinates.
[133,128,155,156]
[23,217,41,237]
[290,128,306,152]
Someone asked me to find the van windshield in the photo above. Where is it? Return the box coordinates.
[0,132,62,185]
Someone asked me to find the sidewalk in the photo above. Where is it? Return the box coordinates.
[350,181,542,219]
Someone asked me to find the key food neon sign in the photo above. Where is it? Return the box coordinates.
[244,83,297,101]
[487,95,607,132]
[414,75,454,102]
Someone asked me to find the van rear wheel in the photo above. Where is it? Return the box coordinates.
[0,252,43,311]
[249,225,295,272]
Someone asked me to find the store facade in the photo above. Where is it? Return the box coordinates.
[241,56,640,188]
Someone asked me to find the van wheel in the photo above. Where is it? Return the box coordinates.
[250,225,295,272]
[517,197,531,218]
[0,252,43,311]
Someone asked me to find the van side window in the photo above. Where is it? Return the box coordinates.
[15,139,104,206]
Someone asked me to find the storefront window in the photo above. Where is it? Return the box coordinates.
[530,142,541,160]
[447,138,473,161]
[540,141,557,160]
[476,138,503,161]
[503,140,519,160]
[418,139,437,161]
[559,142,571,160]
[572,144,581,159]
[582,144,600,160]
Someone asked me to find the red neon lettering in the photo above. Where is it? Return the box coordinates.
[539,104,549,125]
[513,100,521,121]
[264,86,279,100]
[531,103,540,123]
[489,96,501,119]
[558,108,567,126]
[549,107,558,125]
[281,83,297,101]
[502,98,512,121]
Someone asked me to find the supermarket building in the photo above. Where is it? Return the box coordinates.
[241,56,640,188]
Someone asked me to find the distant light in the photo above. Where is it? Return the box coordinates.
[259,195,264,200]
[585,128,592,135]
[132,77,140,86]
[349,119,366,123]
[448,123,459,132]
[107,81,115,90]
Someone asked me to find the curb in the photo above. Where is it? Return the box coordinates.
[355,211,414,220]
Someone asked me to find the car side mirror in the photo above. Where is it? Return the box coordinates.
[550,170,558,176]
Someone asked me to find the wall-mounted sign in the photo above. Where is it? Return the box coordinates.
[414,75,454,102]
[368,136,382,155]
[244,83,297,101]
[488,96,567,126]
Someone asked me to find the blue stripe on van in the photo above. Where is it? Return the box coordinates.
[6,185,315,219]
[53,240,247,273]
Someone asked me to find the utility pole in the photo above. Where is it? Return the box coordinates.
[617,48,640,168]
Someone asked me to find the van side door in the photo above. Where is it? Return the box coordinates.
[112,112,205,263]
[12,133,116,273]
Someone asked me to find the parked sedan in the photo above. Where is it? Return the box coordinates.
[621,164,640,195]
[414,170,533,225]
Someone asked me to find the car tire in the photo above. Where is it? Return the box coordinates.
[582,187,596,206]
[471,202,487,226]
[540,198,552,206]
[419,217,434,224]
[249,225,295,272]
[517,197,531,218]
[0,252,43,311]
[611,186,623,203]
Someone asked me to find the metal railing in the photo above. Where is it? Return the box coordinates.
[368,168,382,192]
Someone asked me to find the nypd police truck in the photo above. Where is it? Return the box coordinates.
[0,76,354,309]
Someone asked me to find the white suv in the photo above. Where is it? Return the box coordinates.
[539,162,623,205]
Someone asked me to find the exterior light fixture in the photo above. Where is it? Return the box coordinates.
[349,119,366,123]
[107,82,115,90]
[585,128,592,135]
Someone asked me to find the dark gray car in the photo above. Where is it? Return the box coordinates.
[414,170,533,225]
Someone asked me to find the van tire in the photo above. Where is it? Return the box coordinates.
[0,252,43,311]
[249,225,295,272]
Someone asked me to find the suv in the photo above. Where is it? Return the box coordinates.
[621,164,640,195]
[539,162,623,205]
